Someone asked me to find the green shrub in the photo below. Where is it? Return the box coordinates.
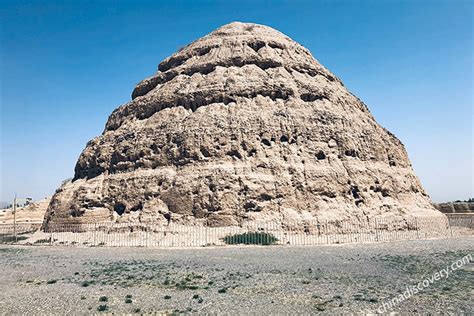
[164,295,171,299]
[0,235,29,244]
[99,296,108,302]
[81,280,92,287]
[222,232,278,245]
[97,305,108,312]
[125,298,132,304]
[46,279,57,284]
[33,238,50,244]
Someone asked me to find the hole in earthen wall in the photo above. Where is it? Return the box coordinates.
[243,201,262,212]
[316,151,326,160]
[70,208,85,218]
[300,93,326,102]
[163,213,171,224]
[247,148,257,157]
[350,186,360,199]
[130,202,143,212]
[150,143,159,153]
[200,147,211,158]
[226,150,242,159]
[196,46,212,56]
[259,193,273,201]
[345,149,357,157]
[114,203,126,216]
[209,183,217,192]
[247,41,266,53]
[268,42,284,49]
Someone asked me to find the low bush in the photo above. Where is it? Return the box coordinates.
[0,235,29,244]
[81,280,93,287]
[222,232,278,245]
[97,305,108,312]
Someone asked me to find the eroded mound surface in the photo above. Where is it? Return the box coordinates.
[43,22,442,227]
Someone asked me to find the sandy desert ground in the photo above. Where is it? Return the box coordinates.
[0,236,472,314]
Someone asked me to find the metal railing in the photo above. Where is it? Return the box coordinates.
[1,215,469,248]
[445,213,474,230]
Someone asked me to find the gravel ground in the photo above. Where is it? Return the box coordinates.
[0,237,473,315]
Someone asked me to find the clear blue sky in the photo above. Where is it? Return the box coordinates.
[0,0,472,203]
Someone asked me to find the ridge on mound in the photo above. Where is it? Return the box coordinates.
[43,22,443,227]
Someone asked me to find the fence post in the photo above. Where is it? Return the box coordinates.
[326,220,329,244]
[13,196,17,243]
[415,218,420,239]
[145,223,148,247]
[448,218,453,238]
[375,218,379,242]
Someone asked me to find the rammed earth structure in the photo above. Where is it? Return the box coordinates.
[43,22,444,228]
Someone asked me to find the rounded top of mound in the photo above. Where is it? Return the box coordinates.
[206,22,291,39]
[155,21,315,74]
[107,22,342,131]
